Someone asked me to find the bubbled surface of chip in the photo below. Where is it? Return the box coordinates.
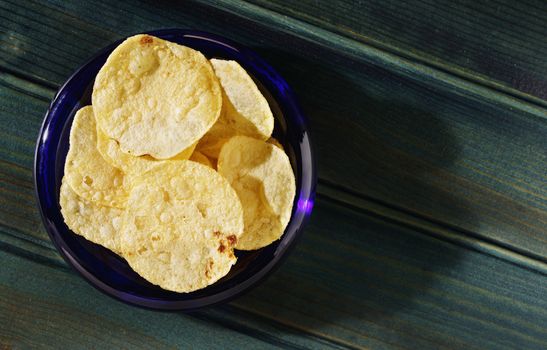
[120,161,244,293]
[198,59,274,158]
[96,125,196,174]
[64,106,128,208]
[60,177,124,254]
[92,34,222,159]
[218,136,295,250]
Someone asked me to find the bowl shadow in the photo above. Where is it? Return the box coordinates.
[224,47,479,346]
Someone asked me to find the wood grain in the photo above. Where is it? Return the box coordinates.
[0,1,546,348]
[0,255,283,349]
[0,0,545,258]
[1,198,546,349]
[245,0,547,103]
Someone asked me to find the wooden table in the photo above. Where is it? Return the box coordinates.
[1,1,546,348]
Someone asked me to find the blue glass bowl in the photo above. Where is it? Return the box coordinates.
[34,29,316,310]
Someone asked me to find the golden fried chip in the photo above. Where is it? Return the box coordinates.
[93,34,222,159]
[210,59,273,139]
[197,59,274,158]
[170,143,197,161]
[189,150,213,168]
[96,126,196,174]
[120,161,244,293]
[60,177,124,254]
[267,137,283,150]
[218,136,295,250]
[197,136,229,159]
[64,106,127,208]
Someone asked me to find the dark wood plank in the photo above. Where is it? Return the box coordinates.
[235,200,547,350]
[0,73,52,245]
[1,1,546,348]
[245,0,547,103]
[0,255,292,350]
[0,0,546,258]
[1,198,546,349]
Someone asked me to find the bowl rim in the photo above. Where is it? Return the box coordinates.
[34,28,317,311]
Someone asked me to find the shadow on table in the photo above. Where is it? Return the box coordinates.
[227,47,478,346]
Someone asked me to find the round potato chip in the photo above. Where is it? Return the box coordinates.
[60,177,124,254]
[210,59,273,139]
[189,150,213,168]
[92,34,222,159]
[64,106,127,208]
[120,161,244,293]
[218,136,295,250]
[198,59,274,158]
[96,126,196,174]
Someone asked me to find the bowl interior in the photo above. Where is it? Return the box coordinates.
[35,29,315,310]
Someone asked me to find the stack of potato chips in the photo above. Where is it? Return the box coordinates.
[60,35,295,293]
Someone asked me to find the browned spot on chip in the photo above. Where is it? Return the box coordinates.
[197,203,207,218]
[134,216,146,230]
[218,243,225,253]
[205,260,214,278]
[162,190,170,202]
[83,176,93,186]
[140,35,153,44]
[213,231,221,237]
[227,234,237,246]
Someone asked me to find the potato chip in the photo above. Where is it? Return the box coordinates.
[120,161,244,293]
[64,106,127,208]
[60,177,124,254]
[218,136,295,250]
[96,126,196,175]
[197,59,274,158]
[189,150,213,168]
[92,34,222,159]
[267,137,284,150]
[210,59,273,139]
[197,136,229,160]
[170,143,197,160]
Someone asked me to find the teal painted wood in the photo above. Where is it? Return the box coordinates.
[1,199,546,349]
[0,0,546,348]
[245,0,547,103]
[0,254,287,349]
[0,0,546,258]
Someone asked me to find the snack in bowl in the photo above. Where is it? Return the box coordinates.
[59,178,124,254]
[120,161,244,293]
[64,106,128,208]
[59,34,297,293]
[218,136,296,250]
[92,34,222,159]
[267,137,284,150]
[197,59,274,159]
[189,151,214,168]
[96,124,196,176]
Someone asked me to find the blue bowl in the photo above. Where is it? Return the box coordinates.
[34,29,316,310]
